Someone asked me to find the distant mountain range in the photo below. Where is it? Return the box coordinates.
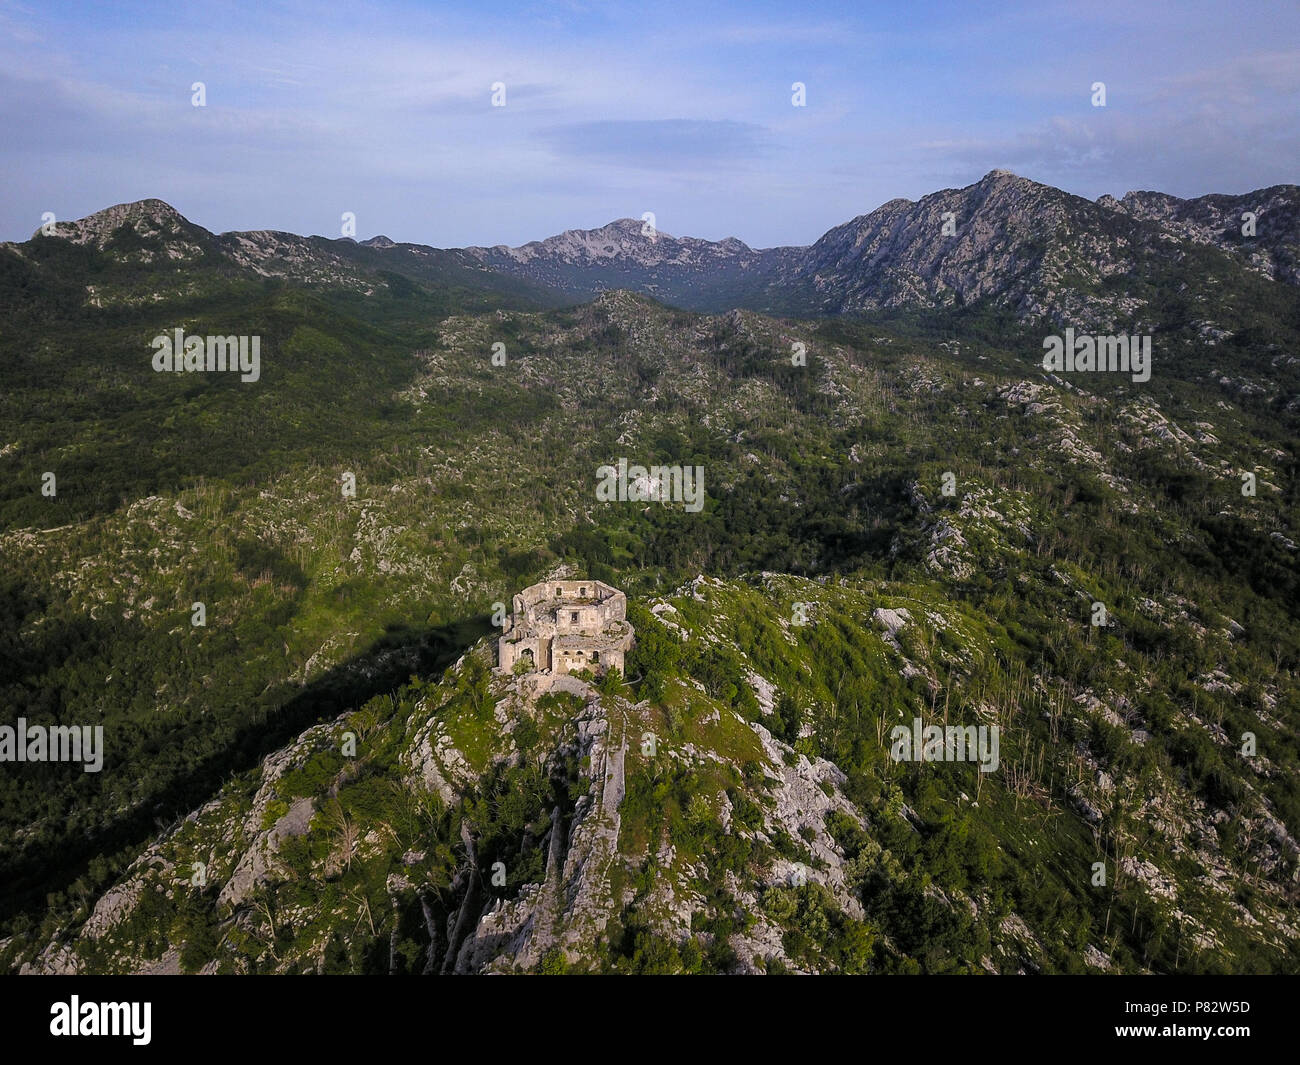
[10,170,1298,330]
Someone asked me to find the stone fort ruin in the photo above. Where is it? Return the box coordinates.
[497,579,634,676]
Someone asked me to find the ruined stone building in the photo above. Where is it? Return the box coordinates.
[497,579,634,676]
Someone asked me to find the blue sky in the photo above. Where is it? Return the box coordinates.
[1,0,1297,248]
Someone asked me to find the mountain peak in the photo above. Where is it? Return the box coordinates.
[600,217,658,236]
[571,217,674,243]
[479,217,680,266]
[38,198,206,251]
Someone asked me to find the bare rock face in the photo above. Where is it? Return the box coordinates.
[455,680,628,972]
[81,878,149,941]
[746,719,867,922]
[1104,185,1300,285]
[218,796,315,909]
[18,943,79,976]
[778,170,1146,326]
[754,170,1298,329]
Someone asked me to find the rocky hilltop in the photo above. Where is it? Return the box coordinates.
[465,218,800,310]
[19,613,875,976]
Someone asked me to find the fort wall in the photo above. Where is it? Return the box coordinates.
[498,579,633,676]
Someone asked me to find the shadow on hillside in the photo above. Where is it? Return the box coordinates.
[2,613,492,939]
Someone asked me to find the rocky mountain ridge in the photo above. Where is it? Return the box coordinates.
[14,170,1297,323]
[1101,184,1300,285]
